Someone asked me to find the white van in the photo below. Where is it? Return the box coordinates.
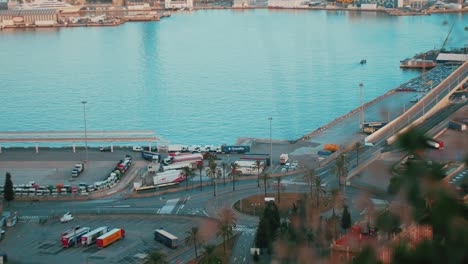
[132,146,143,152]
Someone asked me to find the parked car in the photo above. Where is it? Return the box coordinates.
[132,146,143,152]
[100,146,111,152]
[60,212,74,223]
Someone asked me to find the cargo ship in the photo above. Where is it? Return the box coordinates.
[400,58,436,69]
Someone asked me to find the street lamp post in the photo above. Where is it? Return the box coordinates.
[81,101,88,163]
[268,117,273,168]
[359,82,364,129]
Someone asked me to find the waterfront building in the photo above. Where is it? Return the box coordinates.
[267,0,306,8]
[164,0,193,9]
[0,0,7,10]
[0,9,57,27]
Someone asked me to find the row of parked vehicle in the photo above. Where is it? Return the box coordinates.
[61,225,125,249]
[0,156,133,198]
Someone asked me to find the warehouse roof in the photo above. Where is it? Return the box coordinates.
[436,53,468,62]
[0,9,57,16]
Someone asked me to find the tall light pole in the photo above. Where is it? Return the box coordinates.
[81,101,88,163]
[268,117,273,168]
[359,82,364,129]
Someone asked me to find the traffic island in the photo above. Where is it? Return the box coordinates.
[233,193,333,217]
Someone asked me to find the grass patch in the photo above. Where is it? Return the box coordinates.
[234,192,331,217]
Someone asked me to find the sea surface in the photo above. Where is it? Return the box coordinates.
[0,9,466,146]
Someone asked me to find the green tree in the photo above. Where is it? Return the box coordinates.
[353,246,383,264]
[334,154,348,190]
[397,127,427,156]
[230,162,239,191]
[254,160,263,188]
[376,210,401,239]
[3,172,14,205]
[340,205,351,231]
[184,227,201,258]
[144,251,168,264]
[206,159,218,197]
[255,201,280,253]
[221,161,227,186]
[198,162,204,191]
[199,244,221,264]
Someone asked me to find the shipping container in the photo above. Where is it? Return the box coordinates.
[448,121,466,131]
[96,228,125,248]
[62,227,90,248]
[239,154,271,166]
[317,150,332,156]
[154,229,179,249]
[221,145,250,154]
[81,226,110,246]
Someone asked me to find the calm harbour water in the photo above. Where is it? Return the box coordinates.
[0,10,466,146]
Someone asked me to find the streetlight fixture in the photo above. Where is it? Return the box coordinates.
[359,82,364,129]
[268,117,273,168]
[81,100,88,163]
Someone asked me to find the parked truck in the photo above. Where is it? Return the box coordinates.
[81,226,110,246]
[154,229,179,249]
[160,162,197,172]
[425,138,444,149]
[141,151,162,162]
[221,145,250,154]
[153,170,186,187]
[62,227,90,248]
[163,153,203,165]
[279,154,289,165]
[448,120,466,131]
[96,228,125,248]
[71,163,84,178]
[168,145,188,153]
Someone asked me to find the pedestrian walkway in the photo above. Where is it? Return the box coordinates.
[157,198,180,214]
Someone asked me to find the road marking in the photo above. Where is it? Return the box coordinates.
[203,210,209,217]
[176,204,184,214]
[159,198,179,214]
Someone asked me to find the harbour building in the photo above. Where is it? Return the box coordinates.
[165,0,193,9]
[0,0,7,10]
[0,9,57,27]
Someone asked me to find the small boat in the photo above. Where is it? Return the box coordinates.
[360,59,367,65]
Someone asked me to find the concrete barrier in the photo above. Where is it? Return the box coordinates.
[366,61,468,145]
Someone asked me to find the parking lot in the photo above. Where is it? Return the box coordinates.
[1,214,217,264]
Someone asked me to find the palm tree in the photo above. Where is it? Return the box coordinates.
[221,161,227,186]
[275,176,282,203]
[198,162,204,191]
[199,244,222,264]
[262,173,268,196]
[354,141,363,167]
[254,160,263,188]
[230,162,239,191]
[313,175,327,209]
[184,227,201,258]
[217,207,237,253]
[182,166,194,191]
[305,168,316,197]
[334,154,348,190]
[144,251,168,264]
[206,159,218,197]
